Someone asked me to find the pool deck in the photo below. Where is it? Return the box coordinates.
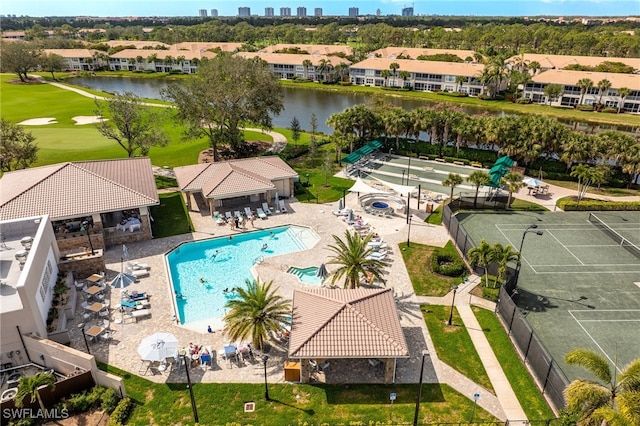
[68,193,453,387]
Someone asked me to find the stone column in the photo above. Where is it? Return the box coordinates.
[300,359,311,383]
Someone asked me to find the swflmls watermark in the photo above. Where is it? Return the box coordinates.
[3,408,69,420]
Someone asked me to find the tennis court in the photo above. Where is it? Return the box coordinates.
[457,211,640,380]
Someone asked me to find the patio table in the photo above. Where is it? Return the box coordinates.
[87,302,105,313]
[84,286,102,296]
[85,325,105,342]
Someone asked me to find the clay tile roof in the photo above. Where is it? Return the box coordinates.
[0,158,158,221]
[289,288,409,359]
[174,156,297,199]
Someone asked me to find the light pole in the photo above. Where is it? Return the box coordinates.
[407,214,413,247]
[470,392,480,423]
[342,189,347,210]
[406,141,415,185]
[401,170,406,187]
[447,286,459,326]
[412,349,429,426]
[262,354,270,401]
[516,224,544,287]
[183,354,199,423]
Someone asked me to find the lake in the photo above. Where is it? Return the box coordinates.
[68,77,637,135]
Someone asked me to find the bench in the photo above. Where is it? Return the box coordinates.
[131,309,151,321]
[471,162,483,168]
[419,156,430,160]
[435,158,446,163]
[453,161,465,166]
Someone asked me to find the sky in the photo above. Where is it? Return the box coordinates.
[1,0,638,18]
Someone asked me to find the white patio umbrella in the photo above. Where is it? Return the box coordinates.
[274,192,279,208]
[137,333,179,362]
[523,177,543,187]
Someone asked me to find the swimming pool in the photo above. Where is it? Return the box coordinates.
[287,266,324,285]
[166,225,319,330]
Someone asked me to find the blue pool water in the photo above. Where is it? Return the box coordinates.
[166,225,318,328]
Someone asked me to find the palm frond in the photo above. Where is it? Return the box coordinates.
[619,358,640,393]
[617,391,640,426]
[591,406,634,426]
[566,348,613,384]
[563,380,611,419]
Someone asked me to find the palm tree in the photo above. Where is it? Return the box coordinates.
[468,171,491,207]
[399,70,411,88]
[442,173,464,202]
[15,371,56,413]
[491,242,519,287]
[223,278,292,350]
[380,69,391,87]
[455,75,466,92]
[597,79,612,105]
[564,348,640,426]
[576,78,594,106]
[326,231,387,289]
[501,172,525,209]
[616,87,631,113]
[528,61,541,75]
[302,59,312,80]
[135,55,144,71]
[389,62,400,86]
[467,240,493,288]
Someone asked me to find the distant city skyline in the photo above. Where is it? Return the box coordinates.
[1,0,638,17]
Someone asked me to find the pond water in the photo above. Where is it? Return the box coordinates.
[68,76,638,135]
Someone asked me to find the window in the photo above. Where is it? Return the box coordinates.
[444,75,456,83]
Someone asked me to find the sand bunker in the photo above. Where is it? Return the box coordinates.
[72,116,107,125]
[18,118,57,125]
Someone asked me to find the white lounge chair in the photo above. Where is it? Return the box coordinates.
[244,207,253,217]
[225,211,233,221]
[262,202,272,215]
[279,200,288,213]
[234,211,242,219]
[130,309,151,322]
[256,208,268,219]
[213,211,226,225]
[126,268,149,278]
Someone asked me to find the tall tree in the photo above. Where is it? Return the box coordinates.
[501,172,525,209]
[570,164,597,204]
[564,348,640,426]
[15,372,56,414]
[223,278,292,350]
[616,87,631,113]
[94,93,169,157]
[455,75,466,92]
[302,59,312,80]
[162,55,283,161]
[492,242,519,287]
[543,84,564,106]
[399,70,411,88]
[467,240,494,288]
[468,171,491,207]
[0,119,39,172]
[326,231,387,289]
[442,173,464,202]
[0,41,41,82]
[597,79,612,105]
[290,116,301,147]
[39,52,65,80]
[380,69,391,87]
[576,78,594,106]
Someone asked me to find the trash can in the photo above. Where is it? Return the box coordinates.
[426,203,434,213]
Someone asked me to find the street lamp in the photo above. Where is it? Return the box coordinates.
[407,214,413,247]
[262,354,270,401]
[401,170,406,187]
[447,286,459,326]
[342,189,347,209]
[412,349,429,426]
[183,354,199,423]
[470,392,480,423]
[515,224,544,288]
[406,141,415,185]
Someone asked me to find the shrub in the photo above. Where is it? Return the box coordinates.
[482,286,500,302]
[60,386,121,415]
[101,388,119,414]
[516,98,532,104]
[168,69,183,75]
[430,250,466,277]
[556,197,640,211]
[437,91,469,98]
[108,397,132,426]
[577,104,594,111]
[601,106,618,113]
[444,156,470,165]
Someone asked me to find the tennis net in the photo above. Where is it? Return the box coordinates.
[588,213,640,259]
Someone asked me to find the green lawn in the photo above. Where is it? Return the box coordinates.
[400,241,465,297]
[422,305,494,393]
[546,179,639,197]
[98,363,499,425]
[473,307,556,420]
[150,192,193,238]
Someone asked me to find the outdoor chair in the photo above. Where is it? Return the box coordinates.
[256,208,267,219]
[234,211,242,219]
[244,207,253,217]
[213,212,226,225]
[279,200,288,213]
[262,202,272,215]
[225,211,233,221]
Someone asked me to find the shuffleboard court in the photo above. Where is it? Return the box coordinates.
[458,211,640,380]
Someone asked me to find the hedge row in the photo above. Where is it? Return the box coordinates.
[557,198,640,211]
[108,397,132,426]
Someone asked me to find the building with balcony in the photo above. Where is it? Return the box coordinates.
[349,7,359,17]
[261,43,353,57]
[349,57,489,95]
[506,53,639,72]
[211,9,218,17]
[523,69,640,113]
[108,48,217,73]
[198,9,207,17]
[42,49,105,71]
[402,7,414,16]
[314,8,322,16]
[237,52,351,81]
[265,7,274,16]
[297,7,307,17]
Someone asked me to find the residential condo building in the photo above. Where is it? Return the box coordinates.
[314,8,322,17]
[265,7,274,16]
[402,7,414,16]
[211,9,218,17]
[238,7,250,17]
[280,7,291,16]
[198,9,207,17]
[297,7,307,17]
[349,7,359,17]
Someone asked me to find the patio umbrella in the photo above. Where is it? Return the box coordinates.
[122,244,130,262]
[110,271,137,289]
[274,192,279,208]
[338,198,343,211]
[523,177,543,187]
[348,210,355,222]
[137,333,179,361]
[316,263,328,279]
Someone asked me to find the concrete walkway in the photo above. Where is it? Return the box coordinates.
[416,275,528,424]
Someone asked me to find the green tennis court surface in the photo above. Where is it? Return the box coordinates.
[458,211,640,380]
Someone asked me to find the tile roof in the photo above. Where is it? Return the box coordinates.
[170,42,243,52]
[510,53,639,70]
[174,156,297,199]
[531,69,640,90]
[262,44,354,56]
[289,288,409,359]
[43,49,99,59]
[0,158,158,221]
[351,57,485,77]
[371,47,477,61]
[236,52,352,67]
[104,40,170,48]
[109,49,217,60]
